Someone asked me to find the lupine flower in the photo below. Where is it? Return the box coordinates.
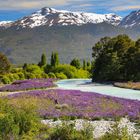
[8,89,140,119]
[0,79,57,91]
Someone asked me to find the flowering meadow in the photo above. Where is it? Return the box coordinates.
[8,89,140,120]
[0,79,56,91]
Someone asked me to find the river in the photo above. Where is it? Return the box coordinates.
[56,79,140,100]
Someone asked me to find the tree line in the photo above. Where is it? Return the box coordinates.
[92,34,140,82]
[0,51,91,84]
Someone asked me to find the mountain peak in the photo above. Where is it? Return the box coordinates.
[8,7,122,29]
[0,21,13,28]
[119,9,140,28]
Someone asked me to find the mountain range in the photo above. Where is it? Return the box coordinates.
[0,7,140,64]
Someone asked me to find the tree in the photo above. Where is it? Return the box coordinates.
[51,52,59,67]
[92,35,137,82]
[83,60,87,70]
[70,58,81,69]
[23,63,28,70]
[38,53,47,67]
[54,52,59,66]
[0,52,11,74]
[87,61,91,67]
[51,52,55,67]
[92,36,111,59]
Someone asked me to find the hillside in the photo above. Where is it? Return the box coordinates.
[0,7,140,64]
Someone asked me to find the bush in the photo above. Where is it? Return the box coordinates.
[34,74,42,79]
[48,72,56,78]
[48,64,90,79]
[0,98,40,140]
[48,122,93,140]
[8,74,15,82]
[11,68,23,73]
[51,64,77,78]
[1,73,22,84]
[12,74,20,80]
[41,73,49,79]
[17,72,25,80]
[75,69,90,78]
[25,73,36,79]
[1,76,11,84]
[55,72,67,79]
[25,64,43,75]
[100,122,135,140]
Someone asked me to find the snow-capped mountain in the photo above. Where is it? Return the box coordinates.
[3,8,140,29]
[0,21,13,28]
[10,7,122,29]
[1,7,140,65]
[119,10,140,28]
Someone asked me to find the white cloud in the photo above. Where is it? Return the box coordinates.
[0,0,140,12]
[111,5,140,11]
[78,4,94,8]
[0,0,68,10]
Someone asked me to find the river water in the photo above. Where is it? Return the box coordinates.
[56,79,140,101]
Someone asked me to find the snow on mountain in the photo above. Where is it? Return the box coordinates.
[12,7,122,29]
[119,10,140,28]
[0,21,13,28]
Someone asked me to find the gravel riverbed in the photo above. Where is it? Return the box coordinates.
[42,118,140,139]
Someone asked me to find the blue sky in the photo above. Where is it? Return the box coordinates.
[1,0,140,21]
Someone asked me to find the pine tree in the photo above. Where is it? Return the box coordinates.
[54,52,59,67]
[51,52,59,67]
[83,60,87,70]
[51,52,54,66]
[38,53,47,67]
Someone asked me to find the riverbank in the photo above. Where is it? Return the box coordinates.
[114,82,140,90]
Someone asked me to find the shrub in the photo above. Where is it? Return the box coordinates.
[11,68,23,73]
[41,73,49,79]
[8,74,15,82]
[100,122,135,140]
[1,76,11,84]
[17,72,25,80]
[48,122,93,140]
[34,74,42,79]
[75,69,90,78]
[12,74,20,80]
[25,73,36,79]
[1,73,21,84]
[55,72,67,79]
[51,64,77,78]
[48,72,56,78]
[49,64,90,79]
[0,98,40,140]
[25,64,43,75]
